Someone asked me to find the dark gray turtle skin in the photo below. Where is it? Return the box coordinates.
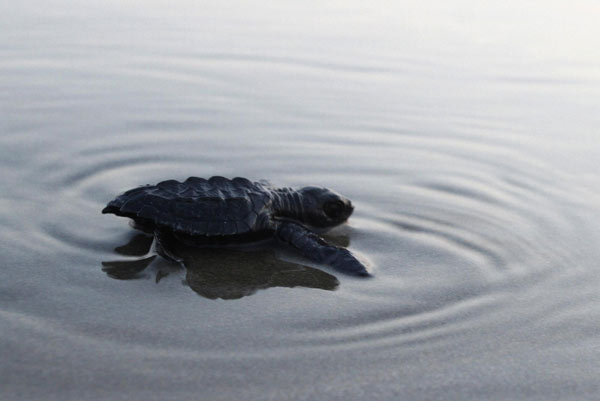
[102,176,369,276]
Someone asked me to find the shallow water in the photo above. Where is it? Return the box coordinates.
[2,1,600,400]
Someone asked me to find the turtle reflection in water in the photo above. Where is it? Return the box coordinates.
[102,176,369,276]
[102,232,343,299]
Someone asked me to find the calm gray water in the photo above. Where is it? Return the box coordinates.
[2,1,600,400]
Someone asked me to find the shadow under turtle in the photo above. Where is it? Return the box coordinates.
[102,232,339,300]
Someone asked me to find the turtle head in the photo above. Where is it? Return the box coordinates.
[298,186,354,230]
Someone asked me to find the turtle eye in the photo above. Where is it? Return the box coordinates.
[324,200,344,219]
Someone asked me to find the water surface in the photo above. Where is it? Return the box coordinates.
[1,1,600,400]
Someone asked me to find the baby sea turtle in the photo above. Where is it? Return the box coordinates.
[102,176,370,276]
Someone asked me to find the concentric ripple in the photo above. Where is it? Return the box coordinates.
[1,116,593,360]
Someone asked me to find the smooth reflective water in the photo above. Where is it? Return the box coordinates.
[2,1,600,400]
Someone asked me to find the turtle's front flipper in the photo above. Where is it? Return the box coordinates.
[275,221,370,277]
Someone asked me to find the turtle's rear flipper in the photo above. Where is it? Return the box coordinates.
[102,255,157,280]
[275,221,370,277]
[154,230,184,264]
[114,233,154,256]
